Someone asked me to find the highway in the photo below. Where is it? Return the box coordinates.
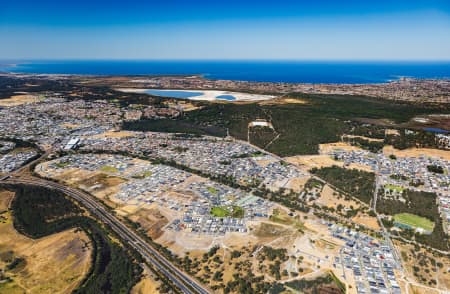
[1,175,210,294]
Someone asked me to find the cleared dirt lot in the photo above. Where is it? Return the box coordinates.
[128,207,169,239]
[285,144,374,173]
[317,184,360,209]
[383,145,450,161]
[351,215,380,231]
[92,130,136,139]
[319,142,364,153]
[0,95,38,107]
[285,155,343,170]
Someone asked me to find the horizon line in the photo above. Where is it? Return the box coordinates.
[2,58,450,63]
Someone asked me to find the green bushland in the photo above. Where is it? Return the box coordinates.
[310,166,375,204]
[254,186,310,213]
[390,174,408,181]
[343,136,385,152]
[269,273,344,294]
[122,118,226,137]
[350,124,386,139]
[394,213,434,232]
[427,165,445,174]
[377,189,449,251]
[304,178,324,190]
[385,129,444,150]
[0,75,167,106]
[123,93,449,156]
[249,126,278,147]
[4,184,142,294]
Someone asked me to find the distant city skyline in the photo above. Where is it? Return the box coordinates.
[1,0,450,60]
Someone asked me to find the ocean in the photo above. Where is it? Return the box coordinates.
[1,60,450,84]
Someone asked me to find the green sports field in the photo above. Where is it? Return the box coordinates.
[100,165,119,173]
[384,184,405,193]
[210,206,244,218]
[207,187,218,194]
[394,213,434,232]
[211,207,229,217]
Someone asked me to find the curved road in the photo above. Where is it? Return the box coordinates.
[2,175,210,294]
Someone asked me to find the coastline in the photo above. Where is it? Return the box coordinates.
[3,60,450,84]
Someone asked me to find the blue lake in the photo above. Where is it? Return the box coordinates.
[424,127,449,133]
[144,89,203,99]
[216,95,236,101]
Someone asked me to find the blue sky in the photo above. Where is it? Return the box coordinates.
[1,0,450,60]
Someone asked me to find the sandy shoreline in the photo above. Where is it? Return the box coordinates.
[115,88,276,102]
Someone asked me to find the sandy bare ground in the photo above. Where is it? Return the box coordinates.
[279,98,307,104]
[0,206,91,294]
[92,130,136,139]
[282,142,373,172]
[157,228,264,257]
[254,158,278,168]
[157,231,215,255]
[60,123,81,129]
[395,240,450,293]
[116,88,276,101]
[347,162,375,172]
[0,95,38,107]
[131,276,160,294]
[352,214,380,231]
[286,177,310,192]
[342,134,384,142]
[158,216,301,258]
[0,190,14,211]
[128,207,169,239]
[385,129,400,136]
[284,155,342,170]
[260,97,309,105]
[383,145,450,160]
[131,266,161,294]
[164,101,200,112]
[317,185,379,230]
[319,142,365,154]
[409,284,440,294]
[317,184,360,210]
[286,155,373,173]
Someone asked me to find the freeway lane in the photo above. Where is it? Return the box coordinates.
[2,176,210,294]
